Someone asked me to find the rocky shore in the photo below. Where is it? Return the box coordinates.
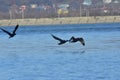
[0,16,120,26]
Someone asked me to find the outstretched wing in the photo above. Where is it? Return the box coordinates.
[13,24,19,34]
[0,28,12,36]
[51,34,64,42]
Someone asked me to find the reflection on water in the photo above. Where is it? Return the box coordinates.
[0,23,120,80]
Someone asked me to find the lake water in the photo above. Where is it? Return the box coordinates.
[0,23,120,80]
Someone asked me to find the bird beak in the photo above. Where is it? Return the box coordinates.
[83,43,85,46]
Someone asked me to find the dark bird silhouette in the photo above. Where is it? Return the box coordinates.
[69,36,85,46]
[51,34,68,45]
[0,24,19,38]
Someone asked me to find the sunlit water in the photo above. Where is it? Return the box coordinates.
[0,23,120,80]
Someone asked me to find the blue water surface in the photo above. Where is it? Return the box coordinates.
[0,23,120,80]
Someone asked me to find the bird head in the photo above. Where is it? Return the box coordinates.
[79,38,85,46]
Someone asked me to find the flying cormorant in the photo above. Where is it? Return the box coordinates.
[69,36,85,46]
[51,34,68,45]
[0,24,19,38]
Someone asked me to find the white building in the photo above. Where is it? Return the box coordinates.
[83,0,92,6]
[103,0,112,3]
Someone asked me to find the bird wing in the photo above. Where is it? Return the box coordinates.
[51,34,64,42]
[0,28,12,36]
[13,24,19,34]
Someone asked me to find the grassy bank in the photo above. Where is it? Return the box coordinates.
[0,16,120,26]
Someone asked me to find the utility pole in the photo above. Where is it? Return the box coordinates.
[52,0,57,17]
[22,10,24,19]
[9,9,12,19]
[79,4,82,17]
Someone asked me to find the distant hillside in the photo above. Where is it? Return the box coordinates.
[0,0,120,19]
[0,0,96,11]
[0,0,119,12]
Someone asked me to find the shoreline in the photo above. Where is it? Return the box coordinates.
[0,16,120,26]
